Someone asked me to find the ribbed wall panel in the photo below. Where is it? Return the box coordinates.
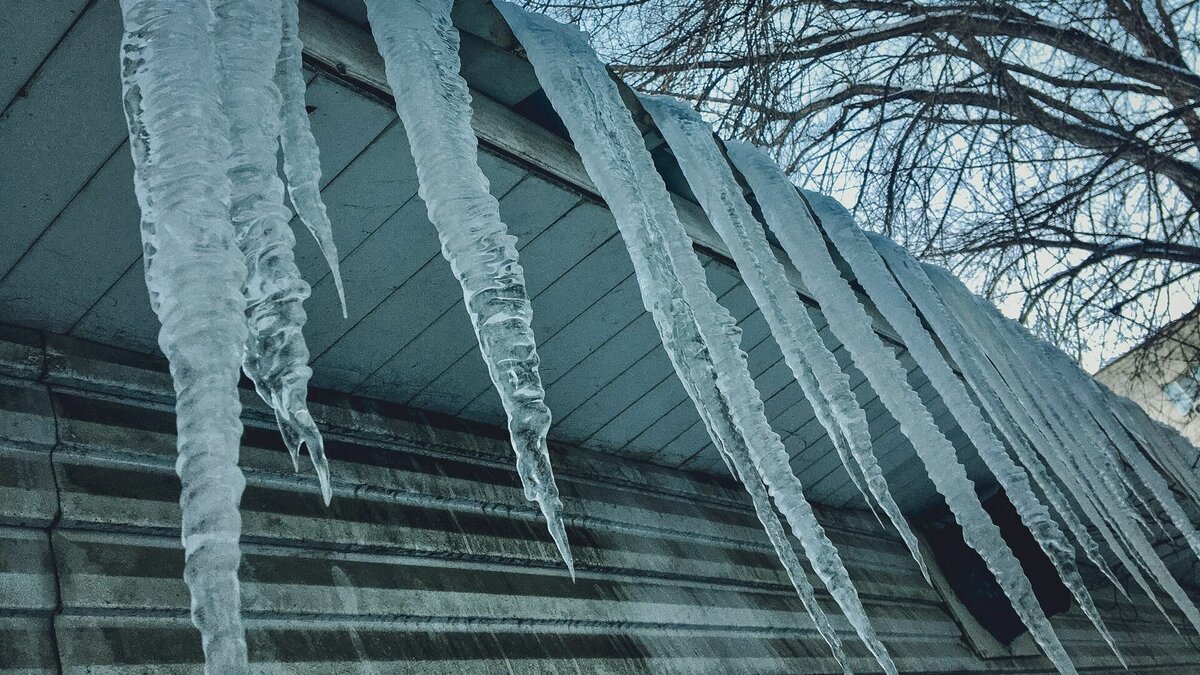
[1,324,1197,673]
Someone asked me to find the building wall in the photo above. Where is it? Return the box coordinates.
[1097,313,1200,448]
[2,323,1198,674]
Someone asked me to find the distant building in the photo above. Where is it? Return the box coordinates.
[1097,308,1200,446]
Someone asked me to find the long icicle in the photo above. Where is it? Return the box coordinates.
[869,234,1127,596]
[118,0,249,670]
[726,141,1076,675]
[691,381,853,674]
[364,0,572,573]
[843,230,1125,662]
[925,264,1181,628]
[276,0,347,317]
[493,4,897,671]
[213,0,333,506]
[641,94,929,582]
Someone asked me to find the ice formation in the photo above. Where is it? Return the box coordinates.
[869,235,1126,594]
[863,234,1123,660]
[116,0,1200,668]
[1111,395,1200,511]
[928,267,1199,631]
[118,0,250,670]
[277,0,347,316]
[363,0,572,573]
[987,315,1200,633]
[699,397,852,674]
[494,3,896,671]
[214,0,332,505]
[728,143,1076,674]
[1031,340,1200,563]
[925,265,1180,623]
[641,94,929,581]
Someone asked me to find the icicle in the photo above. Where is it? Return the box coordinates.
[363,0,572,574]
[494,5,897,671]
[726,143,1076,675]
[276,0,347,317]
[933,270,1199,633]
[213,0,333,506]
[869,235,1127,595]
[865,234,1125,661]
[641,94,928,581]
[695,395,852,674]
[118,0,249,671]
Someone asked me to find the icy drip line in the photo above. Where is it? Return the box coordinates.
[867,234,1128,595]
[927,267,1200,631]
[214,0,334,506]
[119,0,249,670]
[1029,339,1200,566]
[278,0,347,318]
[968,296,1200,634]
[119,0,1200,671]
[362,0,572,575]
[804,189,1124,668]
[925,265,1183,628]
[118,0,344,670]
[494,4,897,672]
[726,142,1083,674]
[860,234,1125,663]
[640,95,929,584]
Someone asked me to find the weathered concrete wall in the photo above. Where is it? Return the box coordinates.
[1,323,1198,673]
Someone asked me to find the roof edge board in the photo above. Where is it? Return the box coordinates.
[296,0,912,349]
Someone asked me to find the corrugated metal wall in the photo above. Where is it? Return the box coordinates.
[2,322,1198,673]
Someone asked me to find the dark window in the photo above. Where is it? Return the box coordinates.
[919,489,1072,645]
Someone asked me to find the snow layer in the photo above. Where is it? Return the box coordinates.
[364,0,571,573]
[118,0,249,670]
[494,4,896,671]
[641,94,928,581]
[728,143,1075,674]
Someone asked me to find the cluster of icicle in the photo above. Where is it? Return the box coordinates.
[494,3,1200,674]
[118,0,569,671]
[121,0,1200,672]
[119,0,341,669]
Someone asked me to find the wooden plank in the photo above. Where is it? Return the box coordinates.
[597,272,773,457]
[551,260,744,443]
[0,0,126,279]
[0,0,89,110]
[0,143,140,333]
